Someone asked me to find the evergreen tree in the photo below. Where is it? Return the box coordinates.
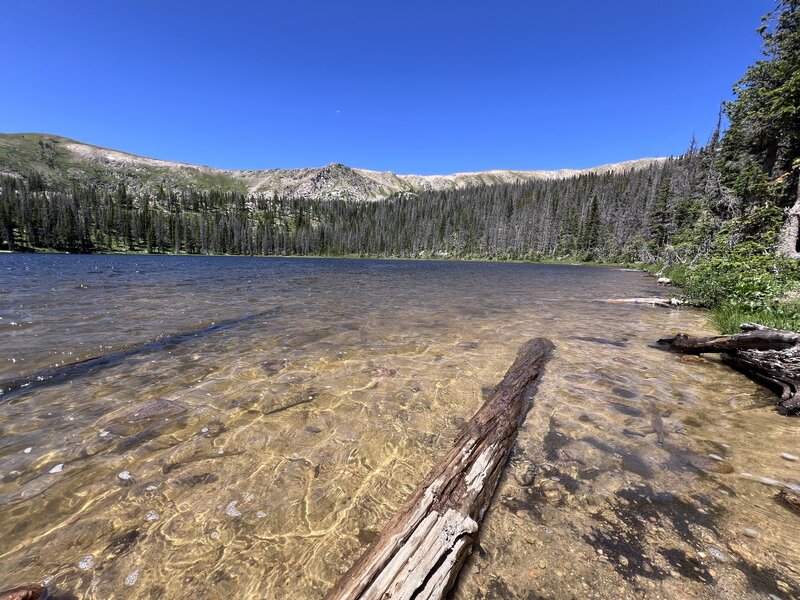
[721,0,800,212]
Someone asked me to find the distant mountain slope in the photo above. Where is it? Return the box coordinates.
[0,133,666,201]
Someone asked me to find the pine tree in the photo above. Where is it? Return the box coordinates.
[721,0,800,211]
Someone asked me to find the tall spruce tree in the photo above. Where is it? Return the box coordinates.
[721,0,800,213]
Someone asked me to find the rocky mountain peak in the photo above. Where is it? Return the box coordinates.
[0,133,667,202]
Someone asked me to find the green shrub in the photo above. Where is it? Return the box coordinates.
[682,243,800,306]
[680,205,800,309]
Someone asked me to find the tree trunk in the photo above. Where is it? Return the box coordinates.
[658,325,800,415]
[778,174,800,258]
[324,338,554,600]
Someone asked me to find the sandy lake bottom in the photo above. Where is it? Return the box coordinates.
[1,255,798,599]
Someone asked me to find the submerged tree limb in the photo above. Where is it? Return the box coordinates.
[324,338,554,600]
[658,325,800,415]
[0,308,280,403]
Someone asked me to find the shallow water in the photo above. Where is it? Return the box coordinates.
[0,255,798,599]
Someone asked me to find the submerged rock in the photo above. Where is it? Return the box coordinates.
[117,470,134,487]
[198,421,224,438]
[571,336,627,348]
[144,510,160,522]
[225,501,242,517]
[707,547,728,563]
[260,359,287,374]
[689,455,734,474]
[371,366,397,377]
[102,398,186,425]
[123,570,139,587]
[173,472,218,487]
[104,529,142,559]
[515,465,536,487]
[743,528,760,538]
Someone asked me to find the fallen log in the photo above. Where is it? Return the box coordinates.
[658,325,800,415]
[778,486,800,513]
[0,585,47,600]
[597,297,678,308]
[324,338,554,600]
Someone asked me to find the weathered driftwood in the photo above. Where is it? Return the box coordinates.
[324,338,554,600]
[598,297,677,308]
[658,325,800,415]
[0,585,47,600]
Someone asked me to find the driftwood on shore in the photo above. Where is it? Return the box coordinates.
[597,297,678,308]
[324,338,554,600]
[658,324,800,415]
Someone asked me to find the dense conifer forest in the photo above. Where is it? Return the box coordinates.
[1,1,798,330]
[0,153,704,262]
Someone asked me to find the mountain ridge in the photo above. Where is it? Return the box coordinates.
[0,132,667,201]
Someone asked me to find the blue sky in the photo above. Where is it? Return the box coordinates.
[1,1,774,174]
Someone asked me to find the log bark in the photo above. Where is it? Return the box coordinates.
[658,326,800,415]
[324,338,554,600]
[778,486,800,513]
[0,585,47,600]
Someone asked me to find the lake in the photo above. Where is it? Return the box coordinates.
[1,255,798,599]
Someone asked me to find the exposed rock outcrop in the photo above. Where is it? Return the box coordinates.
[0,133,667,202]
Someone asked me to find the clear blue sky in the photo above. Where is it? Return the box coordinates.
[1,0,774,174]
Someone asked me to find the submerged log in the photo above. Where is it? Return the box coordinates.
[0,308,281,403]
[324,338,554,600]
[658,325,800,415]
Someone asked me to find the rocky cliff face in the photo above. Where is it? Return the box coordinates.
[0,133,666,201]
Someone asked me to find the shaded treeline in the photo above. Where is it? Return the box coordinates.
[0,148,722,263]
